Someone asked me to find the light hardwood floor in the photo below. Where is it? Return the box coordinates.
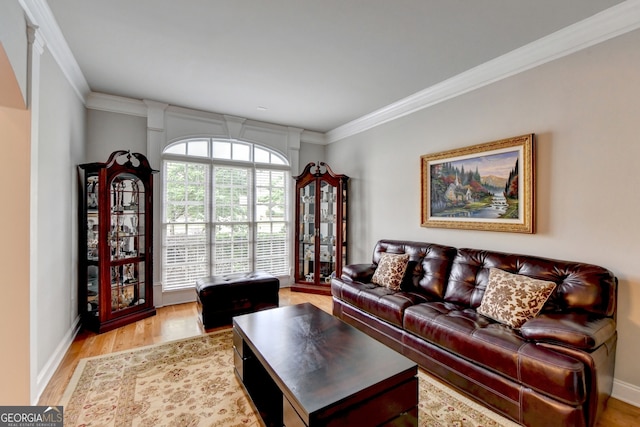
[39,289,636,426]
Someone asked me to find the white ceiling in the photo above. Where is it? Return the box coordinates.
[46,0,626,134]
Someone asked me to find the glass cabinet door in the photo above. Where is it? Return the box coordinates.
[108,173,147,315]
[298,180,316,283]
[86,174,100,317]
[318,179,338,284]
[338,180,348,274]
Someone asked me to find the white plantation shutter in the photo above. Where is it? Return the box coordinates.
[255,169,288,274]
[162,139,289,291]
[163,223,208,289]
[212,166,252,275]
[163,161,209,290]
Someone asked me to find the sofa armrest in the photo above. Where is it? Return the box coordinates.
[341,263,376,283]
[520,313,616,350]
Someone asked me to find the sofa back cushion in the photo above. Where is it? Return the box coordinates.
[372,240,456,299]
[444,248,617,317]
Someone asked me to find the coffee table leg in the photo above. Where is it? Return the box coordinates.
[234,327,283,427]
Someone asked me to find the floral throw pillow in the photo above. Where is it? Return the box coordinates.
[371,253,410,291]
[478,268,557,329]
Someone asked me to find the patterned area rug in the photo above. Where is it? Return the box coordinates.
[60,329,519,427]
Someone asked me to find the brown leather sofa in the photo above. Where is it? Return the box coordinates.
[331,240,617,427]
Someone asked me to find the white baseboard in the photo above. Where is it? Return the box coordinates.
[33,315,81,405]
[612,378,640,408]
[159,287,197,308]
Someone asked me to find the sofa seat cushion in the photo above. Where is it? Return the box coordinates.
[334,280,430,327]
[404,302,587,405]
[520,313,617,350]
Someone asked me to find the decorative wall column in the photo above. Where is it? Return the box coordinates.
[287,127,302,280]
[144,100,168,307]
[27,23,45,405]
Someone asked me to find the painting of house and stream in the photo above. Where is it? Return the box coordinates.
[421,134,534,233]
[431,151,518,219]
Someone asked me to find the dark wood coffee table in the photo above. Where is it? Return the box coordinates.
[232,303,418,427]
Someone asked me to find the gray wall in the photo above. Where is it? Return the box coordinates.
[36,49,86,379]
[326,29,640,399]
[298,141,326,174]
[86,110,147,162]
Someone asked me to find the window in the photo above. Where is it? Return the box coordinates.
[162,138,290,291]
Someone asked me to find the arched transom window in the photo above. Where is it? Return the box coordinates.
[162,138,290,290]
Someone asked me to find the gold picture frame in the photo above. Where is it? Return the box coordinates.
[421,134,534,233]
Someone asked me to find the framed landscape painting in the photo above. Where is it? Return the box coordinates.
[421,134,535,233]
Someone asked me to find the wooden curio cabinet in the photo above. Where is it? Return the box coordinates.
[293,162,348,295]
[78,150,157,333]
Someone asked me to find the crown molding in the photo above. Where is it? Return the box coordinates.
[144,100,169,131]
[326,0,640,143]
[86,92,147,117]
[300,130,326,145]
[19,0,90,103]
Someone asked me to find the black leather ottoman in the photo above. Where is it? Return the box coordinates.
[195,271,280,328]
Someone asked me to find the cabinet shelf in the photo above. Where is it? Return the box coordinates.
[108,255,146,265]
[78,150,157,334]
[110,281,139,288]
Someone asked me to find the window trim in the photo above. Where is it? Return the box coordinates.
[161,138,291,292]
